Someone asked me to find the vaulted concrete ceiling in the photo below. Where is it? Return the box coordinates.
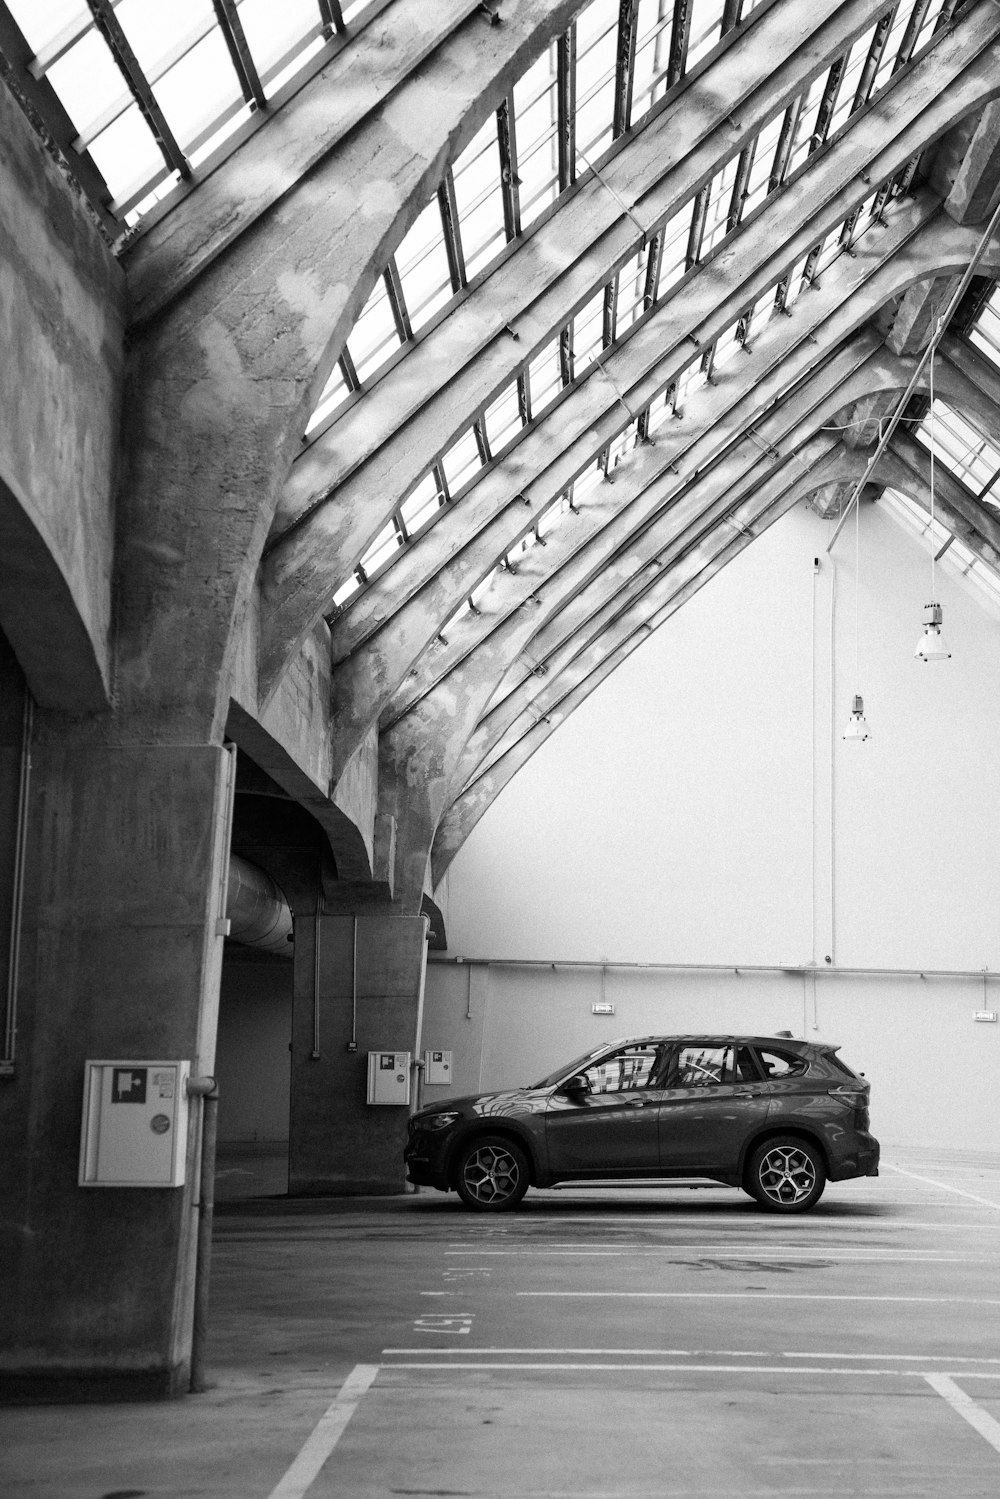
[5,0,1000,909]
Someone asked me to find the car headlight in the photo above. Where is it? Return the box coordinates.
[418,1111,461,1132]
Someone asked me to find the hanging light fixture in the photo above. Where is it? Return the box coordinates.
[915,342,951,662]
[915,600,951,661]
[843,693,870,740]
[843,474,870,740]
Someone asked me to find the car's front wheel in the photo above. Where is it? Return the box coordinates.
[454,1135,530,1212]
[746,1136,826,1213]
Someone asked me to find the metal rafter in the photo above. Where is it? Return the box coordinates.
[383,257,413,345]
[437,170,467,292]
[613,0,639,138]
[667,0,692,86]
[211,0,267,110]
[84,0,191,181]
[318,0,345,36]
[497,95,522,241]
[557,27,577,192]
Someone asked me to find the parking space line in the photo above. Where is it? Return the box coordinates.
[517,1292,1000,1305]
[266,1364,378,1499]
[382,1347,1000,1365]
[378,1362,1000,1379]
[882,1164,1000,1210]
[925,1373,1000,1454]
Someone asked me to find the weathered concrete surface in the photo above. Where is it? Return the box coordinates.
[111,0,583,746]
[288,914,427,1194]
[0,79,124,713]
[323,13,1000,674]
[260,0,897,687]
[0,740,233,1397]
[378,204,979,729]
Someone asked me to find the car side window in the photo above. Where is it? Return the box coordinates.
[754,1047,808,1079]
[581,1043,667,1093]
[671,1045,734,1087]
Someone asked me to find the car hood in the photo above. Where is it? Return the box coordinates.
[416,1087,544,1120]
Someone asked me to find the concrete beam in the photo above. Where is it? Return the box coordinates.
[111,0,586,743]
[382,204,980,726]
[124,0,583,325]
[429,449,860,885]
[305,21,1000,689]
[268,0,888,539]
[0,74,123,712]
[932,99,1000,225]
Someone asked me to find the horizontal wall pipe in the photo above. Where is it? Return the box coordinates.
[226,854,293,954]
[429,957,1000,980]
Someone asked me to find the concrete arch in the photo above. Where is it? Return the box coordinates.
[0,475,111,713]
[112,0,583,740]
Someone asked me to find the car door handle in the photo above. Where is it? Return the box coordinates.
[733,1087,765,1097]
[625,1097,649,1107]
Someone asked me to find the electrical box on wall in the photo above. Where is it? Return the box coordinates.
[424,1049,452,1085]
[79,1060,191,1187]
[367,1051,411,1105]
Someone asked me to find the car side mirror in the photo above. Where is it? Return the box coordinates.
[561,1074,591,1096]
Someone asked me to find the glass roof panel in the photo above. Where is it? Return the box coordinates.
[880,488,1000,616]
[915,401,1000,495]
[5,0,83,55]
[513,43,560,229]
[631,0,672,125]
[687,0,725,72]
[152,30,242,149]
[484,382,526,455]
[237,0,322,82]
[575,1,618,161]
[452,116,507,281]
[88,104,170,208]
[305,361,350,437]
[350,277,404,385]
[441,428,484,496]
[395,200,454,335]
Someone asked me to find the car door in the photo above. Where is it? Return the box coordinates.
[544,1041,668,1175]
[657,1042,772,1172]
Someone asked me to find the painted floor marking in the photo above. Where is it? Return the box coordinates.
[925,1373,1000,1455]
[382,1347,1000,1365]
[377,1362,1000,1379]
[517,1291,1000,1305]
[881,1163,1000,1210]
[266,1364,378,1499]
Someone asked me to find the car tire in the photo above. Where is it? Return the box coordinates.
[746,1135,826,1213]
[454,1134,530,1212]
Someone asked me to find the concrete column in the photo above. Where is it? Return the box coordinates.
[0,727,234,1399]
[288,912,428,1194]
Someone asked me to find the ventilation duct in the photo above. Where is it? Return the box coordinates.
[226,854,293,954]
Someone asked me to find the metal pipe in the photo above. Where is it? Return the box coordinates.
[311,905,322,1059]
[429,956,1000,980]
[187,1075,218,1395]
[2,689,33,1075]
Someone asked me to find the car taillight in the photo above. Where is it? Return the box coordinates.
[828,1083,869,1128]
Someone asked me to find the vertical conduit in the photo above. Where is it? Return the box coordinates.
[2,690,33,1075]
[188,1075,218,1394]
[311,903,323,1059]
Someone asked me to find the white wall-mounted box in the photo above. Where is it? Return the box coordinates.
[424,1049,452,1085]
[367,1050,411,1105]
[79,1060,191,1187]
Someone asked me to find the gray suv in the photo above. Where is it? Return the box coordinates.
[404,1034,879,1213]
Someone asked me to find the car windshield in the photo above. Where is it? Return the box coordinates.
[530,1044,620,1089]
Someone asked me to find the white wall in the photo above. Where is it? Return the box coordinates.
[428,499,1000,1148]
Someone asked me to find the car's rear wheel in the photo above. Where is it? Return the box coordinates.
[746,1136,826,1213]
[454,1135,530,1212]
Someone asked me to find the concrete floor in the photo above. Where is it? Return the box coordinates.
[4,1146,1000,1497]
